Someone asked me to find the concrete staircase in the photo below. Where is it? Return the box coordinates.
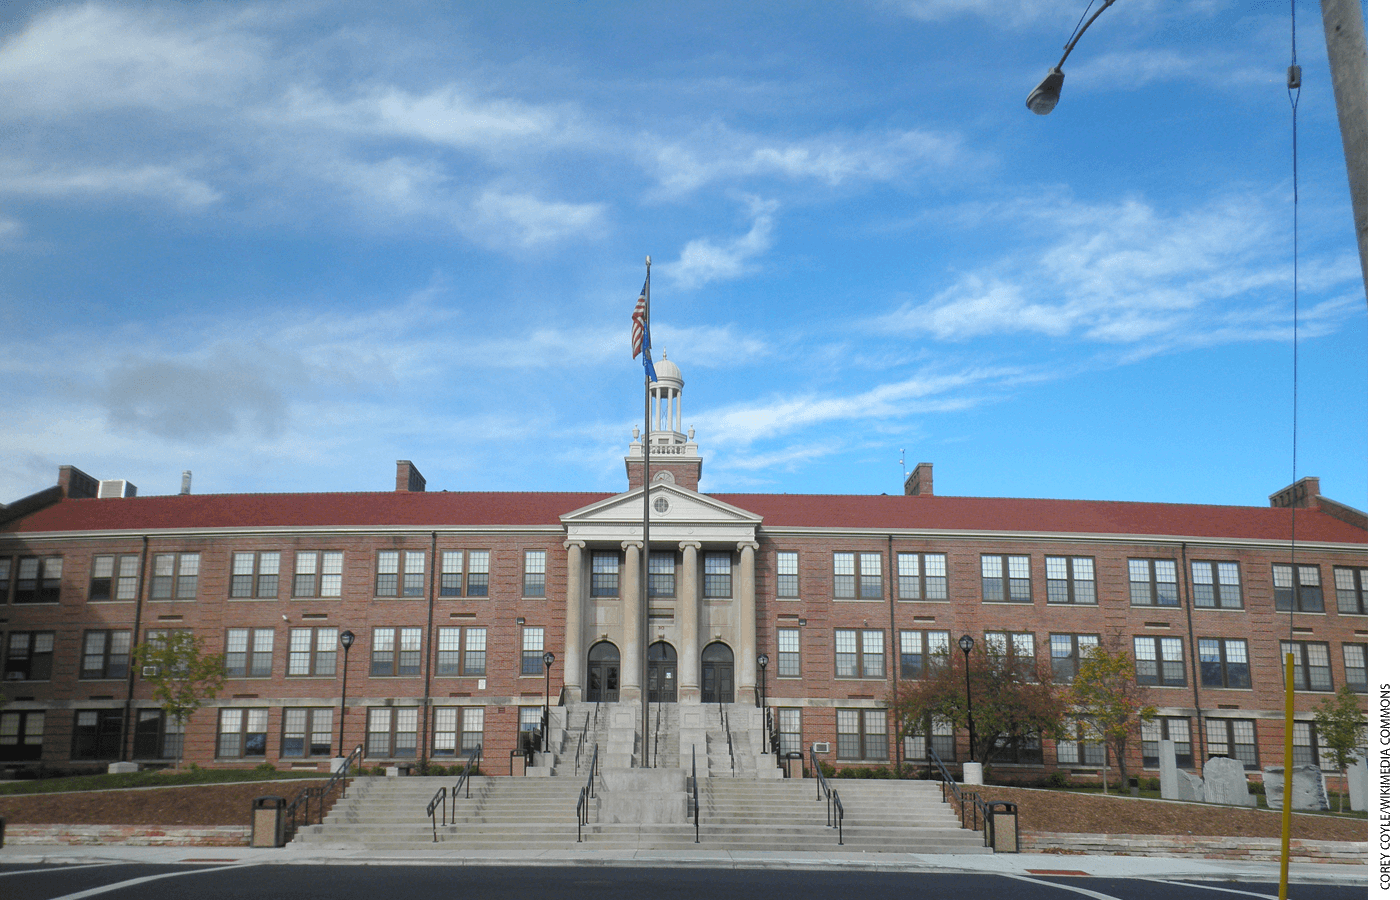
[292,774,991,853]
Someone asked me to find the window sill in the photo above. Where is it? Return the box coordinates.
[1192,606,1245,612]
[981,599,1034,604]
[86,600,136,605]
[228,597,281,602]
[897,598,951,603]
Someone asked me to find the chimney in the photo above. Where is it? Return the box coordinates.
[57,465,99,499]
[1269,476,1321,509]
[181,471,192,495]
[904,462,935,496]
[396,460,426,492]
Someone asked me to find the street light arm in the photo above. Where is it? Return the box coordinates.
[1026,0,1118,115]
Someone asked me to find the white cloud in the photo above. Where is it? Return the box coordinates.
[662,197,778,290]
[466,190,608,248]
[0,163,221,207]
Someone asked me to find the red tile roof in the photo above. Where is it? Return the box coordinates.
[0,490,1366,545]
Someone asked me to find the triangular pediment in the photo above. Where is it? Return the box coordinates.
[561,483,760,544]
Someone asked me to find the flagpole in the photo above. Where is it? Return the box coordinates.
[640,256,651,768]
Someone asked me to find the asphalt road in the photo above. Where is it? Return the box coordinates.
[0,864,1369,900]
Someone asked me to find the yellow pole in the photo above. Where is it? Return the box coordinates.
[1279,651,1295,900]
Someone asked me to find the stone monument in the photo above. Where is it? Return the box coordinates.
[1203,756,1254,806]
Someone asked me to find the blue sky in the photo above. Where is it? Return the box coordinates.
[0,0,1369,511]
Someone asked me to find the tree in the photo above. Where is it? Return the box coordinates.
[1314,684,1366,811]
[1069,646,1156,792]
[896,647,1066,778]
[132,631,227,768]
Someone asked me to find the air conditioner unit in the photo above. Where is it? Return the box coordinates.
[811,742,831,754]
[142,666,160,678]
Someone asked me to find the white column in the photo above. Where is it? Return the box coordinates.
[737,542,758,705]
[619,541,643,702]
[678,541,701,702]
[563,541,584,703]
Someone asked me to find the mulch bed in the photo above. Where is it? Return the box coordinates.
[966,784,1365,842]
[0,781,324,827]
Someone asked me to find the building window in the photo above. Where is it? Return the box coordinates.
[466,551,489,596]
[1141,717,1193,769]
[777,627,801,677]
[1128,559,1178,606]
[521,626,546,675]
[0,557,9,602]
[519,707,544,749]
[440,551,463,597]
[1050,633,1100,684]
[440,550,489,598]
[15,556,63,604]
[777,708,803,756]
[4,631,54,681]
[1191,560,1242,609]
[433,707,484,757]
[0,710,44,761]
[134,709,184,760]
[81,630,132,679]
[288,627,339,677]
[1133,636,1186,686]
[371,627,422,677]
[591,551,620,598]
[1056,722,1105,768]
[649,551,676,598]
[281,708,333,758]
[991,732,1044,766]
[1281,641,1333,692]
[1206,719,1258,769]
[1334,567,1367,614]
[776,552,799,598]
[985,631,1036,679]
[1343,644,1367,692]
[981,554,1030,603]
[230,552,280,599]
[1198,638,1251,688]
[897,553,947,601]
[367,708,417,758]
[293,551,342,598]
[523,551,547,597]
[217,708,268,758]
[73,710,124,760]
[836,708,888,761]
[835,629,884,678]
[900,630,950,679]
[834,552,882,600]
[1274,563,1324,612]
[90,555,140,602]
[150,553,199,600]
[437,626,487,677]
[1047,556,1096,605]
[904,717,954,764]
[377,550,425,598]
[225,628,274,678]
[704,552,733,598]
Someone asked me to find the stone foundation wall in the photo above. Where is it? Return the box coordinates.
[1021,831,1366,864]
[2,825,250,846]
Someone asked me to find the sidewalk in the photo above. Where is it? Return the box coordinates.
[0,841,1366,887]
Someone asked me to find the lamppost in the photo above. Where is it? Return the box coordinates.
[757,653,768,710]
[957,634,976,763]
[1024,0,1117,115]
[543,651,556,751]
[337,630,355,758]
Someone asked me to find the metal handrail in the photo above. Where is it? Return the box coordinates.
[808,743,843,845]
[450,745,482,824]
[286,743,363,841]
[574,710,590,776]
[719,700,735,776]
[651,701,662,767]
[575,743,599,842]
[426,786,447,842]
[689,743,700,843]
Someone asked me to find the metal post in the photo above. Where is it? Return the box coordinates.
[544,651,555,751]
[958,634,976,762]
[338,630,355,758]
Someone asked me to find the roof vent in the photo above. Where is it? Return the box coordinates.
[181,471,192,495]
[97,479,137,499]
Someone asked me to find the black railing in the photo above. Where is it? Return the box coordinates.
[924,739,1016,850]
[808,744,843,845]
[651,701,663,767]
[719,700,735,776]
[427,786,447,842]
[449,745,483,824]
[574,709,591,776]
[285,743,362,842]
[765,707,778,755]
[575,744,599,842]
[688,743,700,843]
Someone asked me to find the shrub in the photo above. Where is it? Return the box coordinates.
[254,762,276,775]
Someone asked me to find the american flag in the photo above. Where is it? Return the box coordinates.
[631,272,650,359]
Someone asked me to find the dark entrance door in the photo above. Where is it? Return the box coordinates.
[701,642,734,703]
[587,641,620,702]
[647,641,678,702]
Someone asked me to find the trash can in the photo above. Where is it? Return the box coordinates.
[785,752,805,779]
[250,795,287,848]
[986,801,1019,853]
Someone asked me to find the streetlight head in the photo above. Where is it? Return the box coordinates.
[1025,67,1065,115]
[758,653,769,669]
[544,651,555,667]
[958,634,975,654]
[340,630,355,650]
